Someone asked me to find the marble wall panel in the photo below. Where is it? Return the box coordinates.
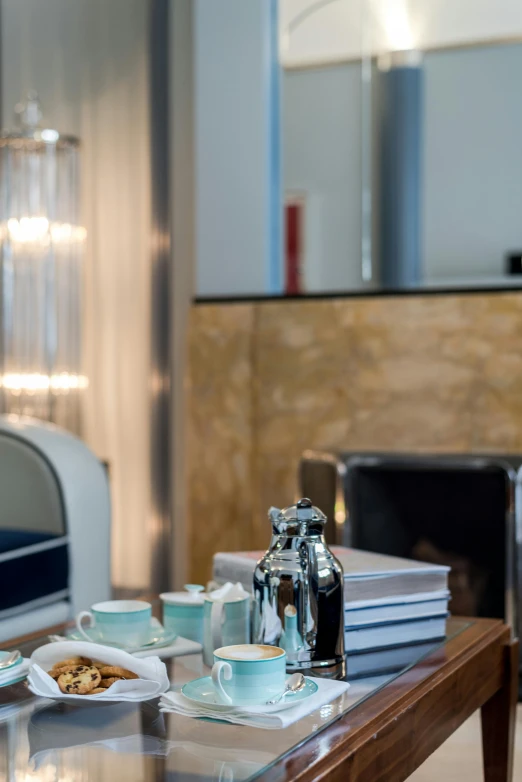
[188,292,522,582]
[187,304,255,582]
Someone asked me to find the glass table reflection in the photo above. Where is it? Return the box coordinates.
[0,618,471,782]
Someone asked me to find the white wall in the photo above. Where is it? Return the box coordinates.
[281,0,364,66]
[283,64,365,291]
[281,0,522,66]
[195,0,280,296]
[1,0,153,589]
[423,43,522,281]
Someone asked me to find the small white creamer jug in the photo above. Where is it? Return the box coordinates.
[203,582,250,666]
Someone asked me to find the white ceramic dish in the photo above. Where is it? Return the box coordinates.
[27,641,170,704]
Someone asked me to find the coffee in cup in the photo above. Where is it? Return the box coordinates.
[216,644,283,660]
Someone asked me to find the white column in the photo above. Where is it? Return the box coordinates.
[194,0,282,297]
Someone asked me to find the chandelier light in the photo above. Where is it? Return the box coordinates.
[0,93,87,433]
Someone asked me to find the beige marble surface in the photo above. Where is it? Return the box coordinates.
[188,292,522,582]
[187,304,255,581]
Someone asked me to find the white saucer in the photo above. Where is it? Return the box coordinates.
[66,618,177,653]
[181,674,319,713]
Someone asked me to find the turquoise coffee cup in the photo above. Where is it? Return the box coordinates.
[160,585,205,644]
[76,600,152,645]
[212,644,286,706]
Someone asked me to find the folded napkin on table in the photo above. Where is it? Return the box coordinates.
[160,677,350,729]
[47,633,202,660]
[133,636,202,660]
[28,641,169,703]
[0,658,30,686]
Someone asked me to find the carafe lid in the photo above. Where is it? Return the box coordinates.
[269,498,327,534]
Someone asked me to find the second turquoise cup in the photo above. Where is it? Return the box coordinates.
[160,585,205,644]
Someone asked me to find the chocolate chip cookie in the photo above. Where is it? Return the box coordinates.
[57,665,101,694]
[98,666,138,680]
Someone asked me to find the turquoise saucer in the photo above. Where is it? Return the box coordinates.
[0,652,27,688]
[0,651,23,671]
[182,674,318,712]
[66,620,177,652]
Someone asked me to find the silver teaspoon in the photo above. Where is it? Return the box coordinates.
[266,673,306,705]
[0,650,21,669]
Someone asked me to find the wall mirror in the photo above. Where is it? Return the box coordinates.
[284,39,522,295]
[196,0,522,298]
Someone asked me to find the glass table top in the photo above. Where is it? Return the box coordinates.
[0,618,471,782]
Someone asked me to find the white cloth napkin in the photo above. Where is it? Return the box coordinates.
[47,632,203,660]
[160,677,350,729]
[27,641,169,703]
[133,636,202,659]
[0,658,30,686]
[207,581,250,602]
[259,593,282,644]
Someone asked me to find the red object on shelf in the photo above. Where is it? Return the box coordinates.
[285,199,304,295]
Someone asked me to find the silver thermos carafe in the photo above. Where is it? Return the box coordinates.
[253,498,345,679]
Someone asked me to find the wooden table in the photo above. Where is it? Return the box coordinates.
[1,617,518,782]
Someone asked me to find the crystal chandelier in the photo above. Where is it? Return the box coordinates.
[0,93,87,433]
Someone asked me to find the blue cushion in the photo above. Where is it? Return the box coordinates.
[0,529,69,613]
[0,529,57,554]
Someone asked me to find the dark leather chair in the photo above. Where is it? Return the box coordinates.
[300,450,520,648]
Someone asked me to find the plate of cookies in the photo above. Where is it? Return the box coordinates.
[27,641,170,703]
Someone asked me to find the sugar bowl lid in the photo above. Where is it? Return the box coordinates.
[160,584,205,605]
